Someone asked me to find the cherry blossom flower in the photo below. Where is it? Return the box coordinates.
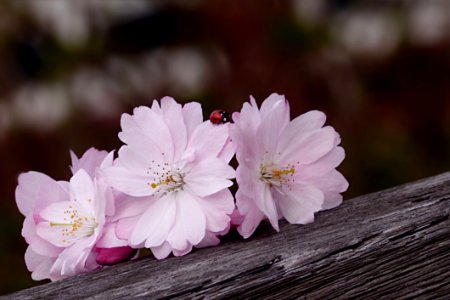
[230,94,348,238]
[70,148,137,266]
[103,97,235,259]
[16,148,131,281]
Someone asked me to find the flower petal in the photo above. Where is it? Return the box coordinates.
[16,172,61,216]
[275,184,324,224]
[256,99,290,156]
[236,195,265,239]
[167,191,206,250]
[116,216,139,241]
[102,167,153,197]
[187,122,230,159]
[70,148,108,178]
[25,247,54,281]
[278,126,336,165]
[161,96,188,161]
[120,106,174,159]
[22,216,61,257]
[195,189,234,232]
[130,196,176,247]
[70,170,95,214]
[151,241,173,259]
[182,102,203,139]
[297,146,345,180]
[96,223,128,248]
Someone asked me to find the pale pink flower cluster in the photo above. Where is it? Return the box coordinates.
[16,94,348,281]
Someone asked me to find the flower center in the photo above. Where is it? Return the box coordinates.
[150,169,185,194]
[50,206,97,244]
[260,163,296,189]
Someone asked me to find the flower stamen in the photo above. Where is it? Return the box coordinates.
[259,163,297,191]
[150,170,185,193]
[49,208,97,243]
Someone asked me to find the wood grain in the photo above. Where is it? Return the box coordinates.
[4,172,450,299]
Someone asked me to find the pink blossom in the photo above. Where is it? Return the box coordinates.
[230,94,348,238]
[17,148,132,281]
[103,97,235,258]
[70,148,137,266]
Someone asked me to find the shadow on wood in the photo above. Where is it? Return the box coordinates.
[4,172,450,299]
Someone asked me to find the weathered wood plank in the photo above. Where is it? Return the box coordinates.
[4,172,450,299]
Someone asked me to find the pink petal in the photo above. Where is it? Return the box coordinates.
[184,158,235,197]
[22,216,61,257]
[57,235,97,276]
[35,180,69,212]
[187,121,230,159]
[195,189,234,232]
[278,126,336,165]
[196,231,220,248]
[102,166,153,197]
[116,216,139,241]
[116,146,157,177]
[253,181,279,231]
[130,196,176,247]
[217,138,236,164]
[167,191,206,250]
[182,102,203,139]
[16,171,59,216]
[96,223,128,248]
[259,93,289,120]
[161,96,188,161]
[185,177,233,198]
[297,146,345,180]
[151,241,173,259]
[236,195,265,239]
[70,148,108,178]
[321,193,343,210]
[309,169,349,194]
[25,247,54,281]
[275,184,324,224]
[120,106,174,159]
[256,99,290,156]
[288,110,326,134]
[70,170,95,214]
[173,245,193,257]
[109,195,151,222]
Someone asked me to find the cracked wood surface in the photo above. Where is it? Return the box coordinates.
[5,172,450,299]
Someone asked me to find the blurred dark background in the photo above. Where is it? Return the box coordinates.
[1,0,449,294]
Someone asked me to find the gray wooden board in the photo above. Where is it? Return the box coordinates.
[4,172,450,299]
